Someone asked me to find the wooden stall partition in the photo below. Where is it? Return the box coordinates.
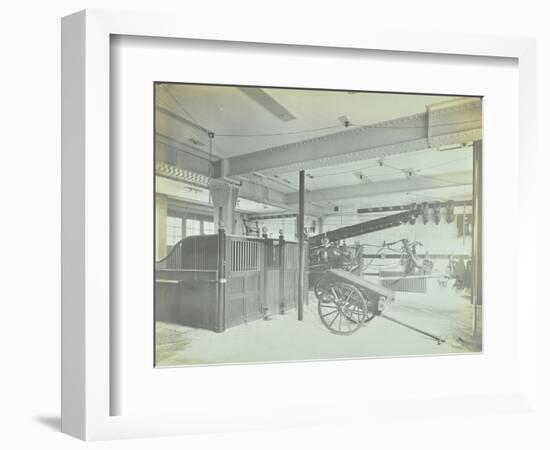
[280,241,308,311]
[155,233,306,332]
[155,235,219,331]
[263,237,281,317]
[155,234,220,331]
[225,235,263,328]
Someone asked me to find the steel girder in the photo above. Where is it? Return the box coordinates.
[217,99,481,177]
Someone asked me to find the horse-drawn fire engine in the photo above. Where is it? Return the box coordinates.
[306,204,455,342]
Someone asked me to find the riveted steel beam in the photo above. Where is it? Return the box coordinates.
[285,170,472,204]
[223,99,481,177]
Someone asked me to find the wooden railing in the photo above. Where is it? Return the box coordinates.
[228,236,261,273]
[156,234,218,271]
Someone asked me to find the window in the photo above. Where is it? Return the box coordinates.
[166,216,182,245]
[185,219,201,237]
[457,214,473,237]
[203,221,215,235]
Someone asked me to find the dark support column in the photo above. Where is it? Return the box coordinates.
[298,170,305,321]
[216,215,226,333]
[472,140,483,336]
[278,230,285,314]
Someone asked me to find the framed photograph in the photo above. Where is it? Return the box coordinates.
[61,9,537,440]
[153,83,482,366]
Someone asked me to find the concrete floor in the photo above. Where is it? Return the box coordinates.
[155,280,482,367]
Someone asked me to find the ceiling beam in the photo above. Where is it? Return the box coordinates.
[218,99,481,177]
[246,213,298,221]
[156,136,218,178]
[238,87,296,122]
[155,162,329,217]
[285,171,472,204]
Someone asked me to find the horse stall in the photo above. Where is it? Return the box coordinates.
[155,231,306,332]
[379,270,428,293]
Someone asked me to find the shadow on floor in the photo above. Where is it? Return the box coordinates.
[34,415,61,431]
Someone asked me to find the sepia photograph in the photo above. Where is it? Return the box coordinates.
[154,83,482,367]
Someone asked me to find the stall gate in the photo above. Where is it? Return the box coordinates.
[226,237,263,328]
[282,243,301,312]
[155,235,220,331]
[155,232,306,332]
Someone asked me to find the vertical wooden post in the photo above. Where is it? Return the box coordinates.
[155,194,168,260]
[261,229,269,318]
[298,170,305,321]
[216,213,226,333]
[278,230,285,314]
[472,140,482,336]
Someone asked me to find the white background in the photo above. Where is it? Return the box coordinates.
[0,1,548,449]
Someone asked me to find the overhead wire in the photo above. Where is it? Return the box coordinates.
[308,176,336,208]
[216,124,344,137]
[160,91,474,191]
[162,85,234,188]
[214,119,480,138]
[415,155,472,173]
[308,151,470,180]
[163,85,206,131]
[157,92,480,139]
[375,160,473,203]
[160,89,475,186]
[159,92,476,216]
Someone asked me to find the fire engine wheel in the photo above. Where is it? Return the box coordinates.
[317,282,367,335]
[344,293,376,324]
[314,278,327,301]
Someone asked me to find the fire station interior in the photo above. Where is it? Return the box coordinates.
[154,83,482,366]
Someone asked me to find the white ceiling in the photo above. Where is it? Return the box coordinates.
[157,83,464,157]
[156,83,475,214]
[277,145,473,189]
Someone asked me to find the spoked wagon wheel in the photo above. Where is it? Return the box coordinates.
[314,277,327,301]
[317,282,367,335]
[344,291,376,325]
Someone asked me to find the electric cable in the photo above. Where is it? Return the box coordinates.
[214,119,481,138]
[158,90,480,139]
[163,85,206,131]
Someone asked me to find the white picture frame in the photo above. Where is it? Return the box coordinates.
[61,9,538,441]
